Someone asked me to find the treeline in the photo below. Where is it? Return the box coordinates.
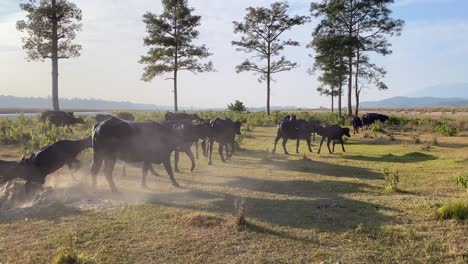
[16,0,403,116]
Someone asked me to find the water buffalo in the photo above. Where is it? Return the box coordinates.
[362,113,389,129]
[352,116,363,134]
[272,120,320,155]
[90,117,190,192]
[40,111,85,130]
[316,125,351,154]
[165,112,200,122]
[0,137,92,192]
[95,114,114,123]
[207,118,242,165]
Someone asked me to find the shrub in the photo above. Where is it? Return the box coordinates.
[369,121,385,134]
[436,199,468,220]
[228,100,248,113]
[435,121,457,136]
[452,174,468,193]
[52,236,96,264]
[382,168,400,192]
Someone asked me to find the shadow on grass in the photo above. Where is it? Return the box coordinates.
[236,149,383,180]
[144,177,393,233]
[345,152,437,163]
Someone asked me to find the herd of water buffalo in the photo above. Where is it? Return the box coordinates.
[0,111,389,193]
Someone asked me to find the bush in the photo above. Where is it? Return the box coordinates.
[382,168,400,192]
[436,199,468,220]
[52,236,96,264]
[435,121,457,136]
[369,121,385,134]
[452,174,468,193]
[228,100,248,113]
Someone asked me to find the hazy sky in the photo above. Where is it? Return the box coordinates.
[0,0,467,108]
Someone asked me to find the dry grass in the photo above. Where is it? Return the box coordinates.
[1,125,468,263]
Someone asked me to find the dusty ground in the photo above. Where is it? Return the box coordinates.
[0,127,467,263]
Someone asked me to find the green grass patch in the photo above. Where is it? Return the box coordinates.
[436,199,468,220]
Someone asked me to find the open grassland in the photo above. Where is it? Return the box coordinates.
[0,122,468,263]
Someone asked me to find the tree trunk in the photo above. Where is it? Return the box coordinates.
[51,0,59,111]
[347,54,353,117]
[266,42,271,116]
[338,57,343,118]
[331,92,334,113]
[354,48,360,116]
[173,5,178,112]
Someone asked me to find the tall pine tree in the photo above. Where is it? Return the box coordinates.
[140,0,213,112]
[17,0,82,111]
[232,2,308,116]
[311,0,403,116]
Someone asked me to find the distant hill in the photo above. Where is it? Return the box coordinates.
[0,95,165,111]
[360,96,468,108]
[408,83,468,98]
[0,95,297,112]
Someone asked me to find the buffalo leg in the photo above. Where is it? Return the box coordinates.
[272,135,281,153]
[195,141,199,160]
[186,149,196,172]
[326,139,333,154]
[219,143,226,163]
[90,157,103,188]
[141,162,149,188]
[208,138,214,165]
[296,139,300,154]
[307,139,313,153]
[282,138,289,155]
[201,139,208,157]
[229,142,235,159]
[333,140,336,152]
[149,164,159,176]
[174,151,180,173]
[103,159,118,192]
[317,137,326,154]
[341,139,346,152]
[163,158,179,187]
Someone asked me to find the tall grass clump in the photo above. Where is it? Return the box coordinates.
[52,236,96,264]
[382,168,400,192]
[436,199,468,220]
[436,174,468,220]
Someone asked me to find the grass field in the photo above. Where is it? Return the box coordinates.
[0,126,467,263]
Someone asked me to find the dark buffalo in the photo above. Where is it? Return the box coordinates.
[115,112,135,121]
[352,116,363,134]
[40,111,85,130]
[362,113,389,129]
[140,120,210,187]
[272,120,320,155]
[316,125,351,154]
[0,137,92,192]
[90,117,190,192]
[207,118,242,165]
[95,114,114,123]
[165,112,200,122]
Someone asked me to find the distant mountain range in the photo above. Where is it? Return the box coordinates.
[0,95,298,112]
[361,96,468,108]
[0,95,165,111]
